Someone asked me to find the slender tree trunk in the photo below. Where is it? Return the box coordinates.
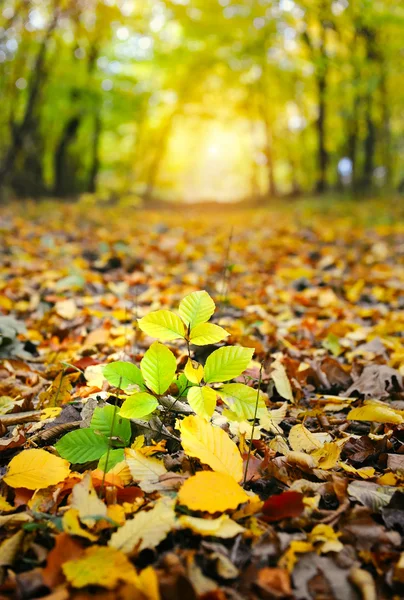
[88,111,101,193]
[53,115,81,196]
[0,3,59,188]
[315,72,328,193]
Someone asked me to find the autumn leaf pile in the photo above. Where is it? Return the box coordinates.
[0,200,403,600]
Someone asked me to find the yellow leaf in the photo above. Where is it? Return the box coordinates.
[187,386,217,420]
[125,448,167,492]
[109,498,176,554]
[308,524,343,554]
[288,424,322,453]
[62,546,138,589]
[70,472,107,526]
[189,323,229,345]
[40,407,61,420]
[311,442,341,470]
[279,540,314,572]
[137,566,161,600]
[271,360,293,402]
[138,309,185,341]
[347,403,403,424]
[259,402,288,434]
[0,496,14,513]
[177,471,249,513]
[62,509,98,541]
[3,449,70,490]
[178,415,243,482]
[55,298,77,320]
[338,463,376,479]
[38,372,73,408]
[178,514,245,538]
[184,359,204,384]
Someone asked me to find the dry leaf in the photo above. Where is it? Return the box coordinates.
[109,498,176,554]
[125,448,167,492]
[70,472,107,526]
[62,545,138,588]
[178,514,245,538]
[177,471,249,513]
[178,415,243,482]
[3,449,70,490]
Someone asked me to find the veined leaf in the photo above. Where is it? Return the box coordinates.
[187,386,217,420]
[63,546,138,589]
[178,290,215,329]
[90,405,131,445]
[109,498,176,554]
[347,402,403,424]
[178,471,248,513]
[125,448,166,491]
[178,415,243,481]
[3,449,70,490]
[140,341,177,395]
[189,322,229,345]
[271,360,293,402]
[56,429,109,463]
[119,392,158,419]
[204,346,254,383]
[184,359,204,384]
[138,309,185,341]
[288,424,322,453]
[219,383,266,420]
[103,361,145,390]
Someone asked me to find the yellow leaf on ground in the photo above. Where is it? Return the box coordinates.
[347,403,403,424]
[178,471,249,513]
[38,372,73,408]
[338,463,376,479]
[178,514,245,538]
[178,415,243,482]
[55,298,78,320]
[0,496,14,512]
[288,424,322,453]
[137,566,161,600]
[109,498,176,554]
[279,540,314,572]
[3,449,70,490]
[308,524,343,554]
[311,442,341,470]
[62,546,138,589]
[125,448,167,492]
[62,509,98,541]
[271,360,293,402]
[70,472,107,526]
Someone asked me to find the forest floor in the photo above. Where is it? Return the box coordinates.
[0,198,403,600]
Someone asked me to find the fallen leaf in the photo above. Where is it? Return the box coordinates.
[178,415,243,481]
[261,491,305,522]
[177,471,249,513]
[3,449,70,490]
[178,514,245,538]
[62,545,138,588]
[70,472,107,526]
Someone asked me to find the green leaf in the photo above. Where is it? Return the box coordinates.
[174,373,193,397]
[98,449,125,472]
[322,333,342,357]
[187,386,217,420]
[219,383,266,420]
[103,361,145,390]
[178,291,215,329]
[119,392,159,419]
[55,429,109,463]
[90,405,131,445]
[189,323,229,346]
[138,309,185,341]
[140,341,177,395]
[204,346,254,383]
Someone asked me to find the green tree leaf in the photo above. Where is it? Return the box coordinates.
[204,346,254,383]
[98,449,125,472]
[187,386,217,420]
[219,383,266,420]
[140,341,177,395]
[138,309,185,341]
[119,392,159,419]
[189,323,229,346]
[103,361,145,390]
[178,291,215,329]
[90,405,131,445]
[55,429,109,463]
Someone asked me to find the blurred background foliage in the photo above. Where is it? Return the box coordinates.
[0,0,403,203]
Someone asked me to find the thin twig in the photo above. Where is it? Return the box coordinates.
[100,376,122,498]
[243,362,263,488]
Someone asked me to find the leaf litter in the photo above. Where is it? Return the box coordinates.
[0,202,403,599]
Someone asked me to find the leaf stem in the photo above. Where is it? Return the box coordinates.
[243,362,263,488]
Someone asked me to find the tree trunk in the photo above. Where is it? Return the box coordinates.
[53,115,81,196]
[0,3,59,190]
[88,111,101,193]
